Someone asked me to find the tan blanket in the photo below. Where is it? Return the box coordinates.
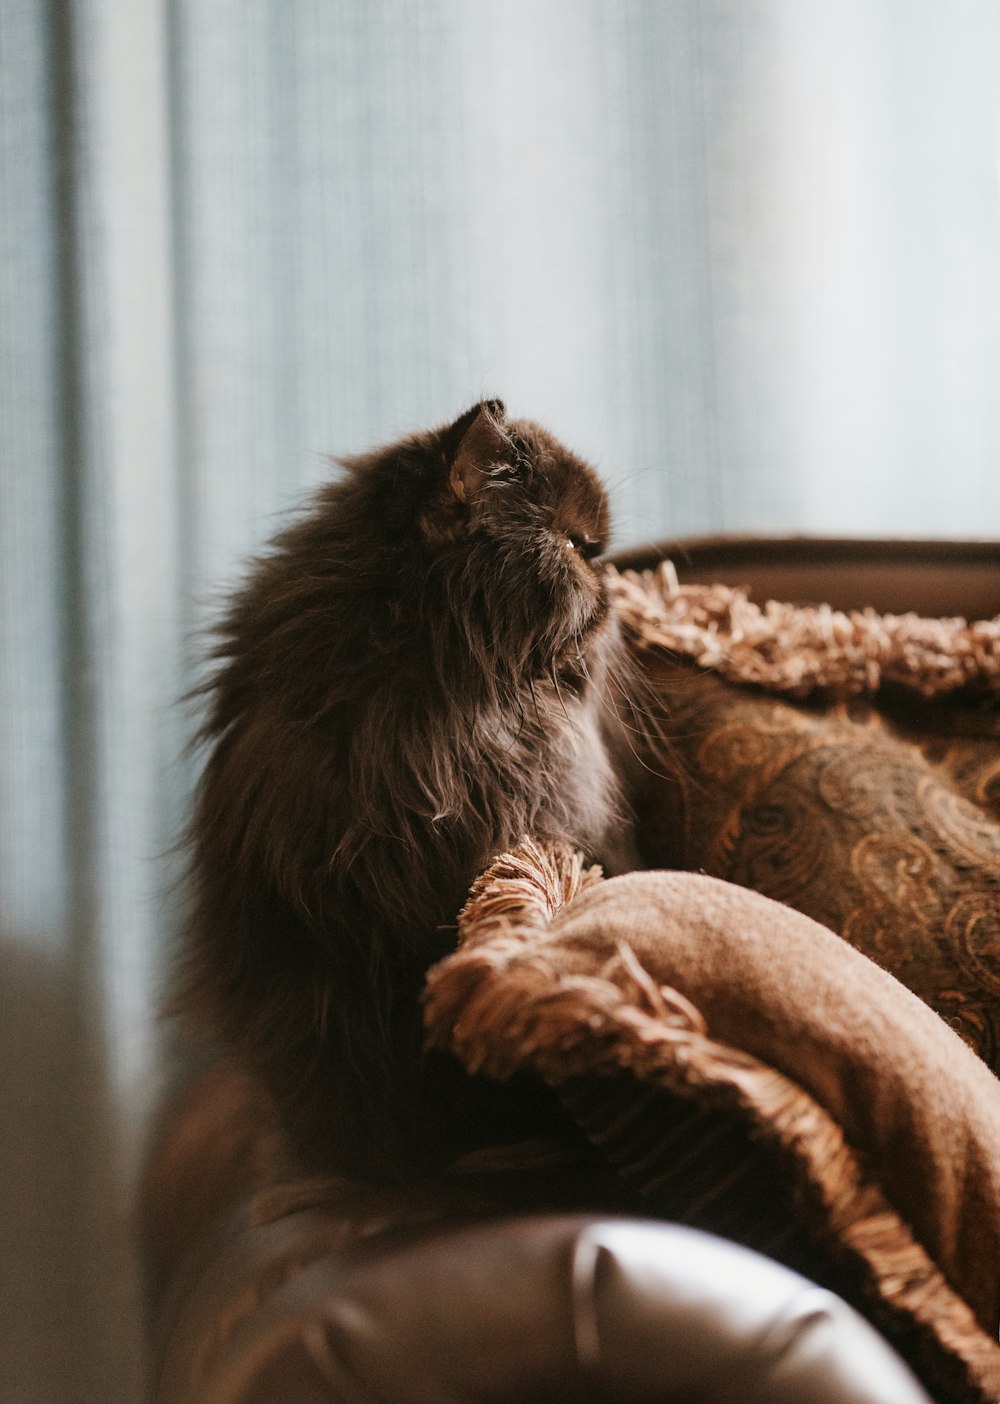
[425,840,1000,1404]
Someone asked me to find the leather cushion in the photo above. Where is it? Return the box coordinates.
[150,1213,932,1404]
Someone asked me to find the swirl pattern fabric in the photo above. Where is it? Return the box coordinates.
[611,567,1000,1069]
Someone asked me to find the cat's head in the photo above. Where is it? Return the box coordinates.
[413,400,613,669]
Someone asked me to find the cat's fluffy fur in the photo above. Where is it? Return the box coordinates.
[178,401,634,1179]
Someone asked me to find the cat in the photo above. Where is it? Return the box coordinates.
[177,400,639,1181]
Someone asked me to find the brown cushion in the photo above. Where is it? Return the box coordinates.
[425,841,1000,1404]
[609,566,1000,1068]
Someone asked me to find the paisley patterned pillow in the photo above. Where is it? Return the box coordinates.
[611,569,1000,1068]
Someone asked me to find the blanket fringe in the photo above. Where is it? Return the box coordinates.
[609,562,1000,700]
[456,835,603,943]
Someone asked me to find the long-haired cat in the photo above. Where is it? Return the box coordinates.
[178,400,636,1181]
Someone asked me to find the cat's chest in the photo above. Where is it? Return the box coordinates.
[520,692,621,847]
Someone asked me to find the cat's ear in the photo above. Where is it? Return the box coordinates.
[443,399,507,502]
[421,400,507,544]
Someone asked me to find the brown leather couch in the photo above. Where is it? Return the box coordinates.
[143,1066,932,1403]
[143,537,998,1404]
[148,1198,932,1402]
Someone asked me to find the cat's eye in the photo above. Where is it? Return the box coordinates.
[567,532,602,561]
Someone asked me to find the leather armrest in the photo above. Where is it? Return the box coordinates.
[150,1210,931,1404]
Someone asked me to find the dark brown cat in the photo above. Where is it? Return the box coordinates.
[178,401,635,1180]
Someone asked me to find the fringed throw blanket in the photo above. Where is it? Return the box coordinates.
[426,570,1000,1403]
[424,840,1000,1404]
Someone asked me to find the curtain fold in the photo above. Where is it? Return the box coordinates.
[2,2,999,1398]
[3,1,178,1398]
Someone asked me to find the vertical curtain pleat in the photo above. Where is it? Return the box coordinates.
[0,2,78,1398]
[3,1,178,1399]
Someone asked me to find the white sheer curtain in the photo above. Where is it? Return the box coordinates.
[3,2,999,1398]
